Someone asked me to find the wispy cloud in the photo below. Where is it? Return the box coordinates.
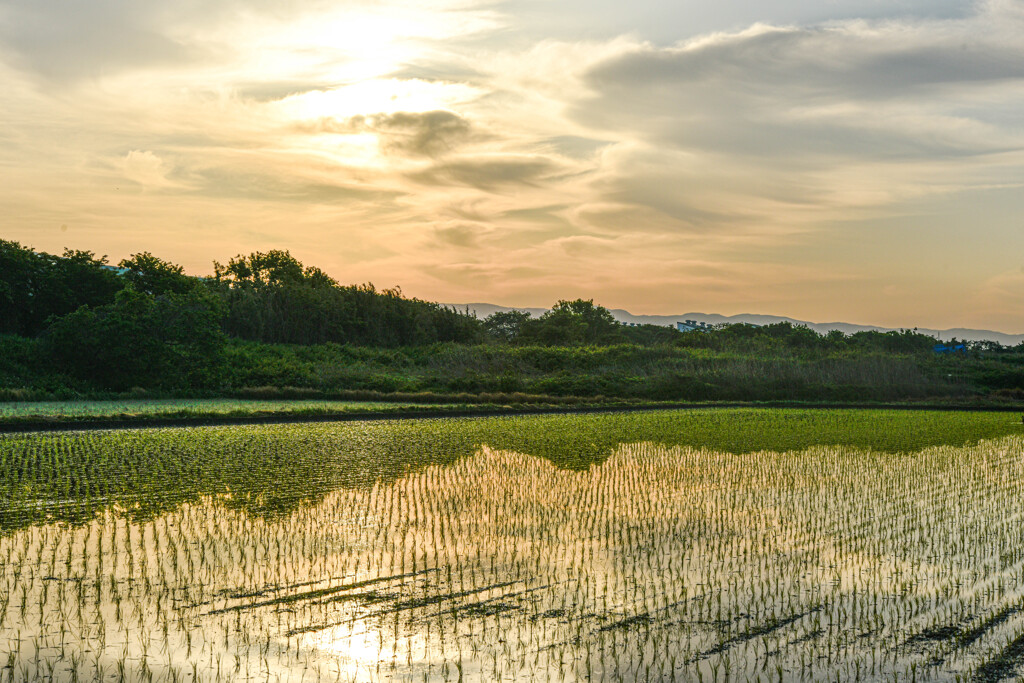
[1,0,1023,330]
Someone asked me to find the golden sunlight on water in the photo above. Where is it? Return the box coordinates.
[3,438,1024,681]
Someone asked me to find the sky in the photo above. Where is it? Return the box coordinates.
[1,0,1022,332]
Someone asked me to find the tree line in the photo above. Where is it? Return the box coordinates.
[2,239,1019,394]
[0,240,481,389]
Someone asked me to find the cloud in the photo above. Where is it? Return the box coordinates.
[419,260,549,288]
[188,165,402,205]
[120,150,177,189]
[560,7,1024,239]
[0,0,205,81]
[577,19,1024,159]
[3,0,1024,330]
[349,110,473,157]
[410,154,558,190]
[432,221,490,248]
[546,234,616,257]
[586,24,1024,101]
[539,135,611,160]
[974,268,1024,331]
[982,268,1024,298]
[0,0,499,84]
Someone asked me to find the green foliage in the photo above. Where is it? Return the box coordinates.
[0,239,122,336]
[206,340,971,402]
[214,249,337,288]
[118,251,199,296]
[10,333,1017,403]
[515,299,624,346]
[847,328,938,353]
[483,310,532,342]
[43,288,227,391]
[1,240,1022,402]
[1,243,483,353]
[0,335,52,395]
[678,321,940,354]
[619,323,681,345]
[212,250,482,346]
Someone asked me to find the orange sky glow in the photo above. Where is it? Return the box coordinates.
[2,0,1023,331]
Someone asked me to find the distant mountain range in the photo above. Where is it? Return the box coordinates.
[447,303,1024,346]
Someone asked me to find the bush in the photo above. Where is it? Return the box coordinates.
[44,288,226,391]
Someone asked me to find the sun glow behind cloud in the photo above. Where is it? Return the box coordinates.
[220,3,500,83]
[1,0,1023,331]
[277,80,481,121]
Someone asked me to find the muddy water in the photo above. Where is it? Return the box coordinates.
[3,439,1024,681]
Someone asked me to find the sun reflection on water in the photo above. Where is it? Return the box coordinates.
[3,438,1024,681]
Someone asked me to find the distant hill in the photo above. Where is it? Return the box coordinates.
[448,303,1024,346]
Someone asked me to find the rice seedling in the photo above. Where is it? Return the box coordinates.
[0,409,1022,680]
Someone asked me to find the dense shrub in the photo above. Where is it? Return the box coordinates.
[44,289,226,391]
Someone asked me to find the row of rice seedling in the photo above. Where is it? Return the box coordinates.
[1,409,1018,534]
[0,411,1022,681]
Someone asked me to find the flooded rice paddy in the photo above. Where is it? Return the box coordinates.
[1,409,1023,681]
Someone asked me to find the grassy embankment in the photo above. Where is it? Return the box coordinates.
[2,336,1023,420]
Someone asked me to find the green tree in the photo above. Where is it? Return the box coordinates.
[0,239,41,336]
[119,252,198,296]
[211,252,481,346]
[483,310,533,342]
[825,329,847,347]
[523,299,623,346]
[0,240,123,336]
[214,250,336,288]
